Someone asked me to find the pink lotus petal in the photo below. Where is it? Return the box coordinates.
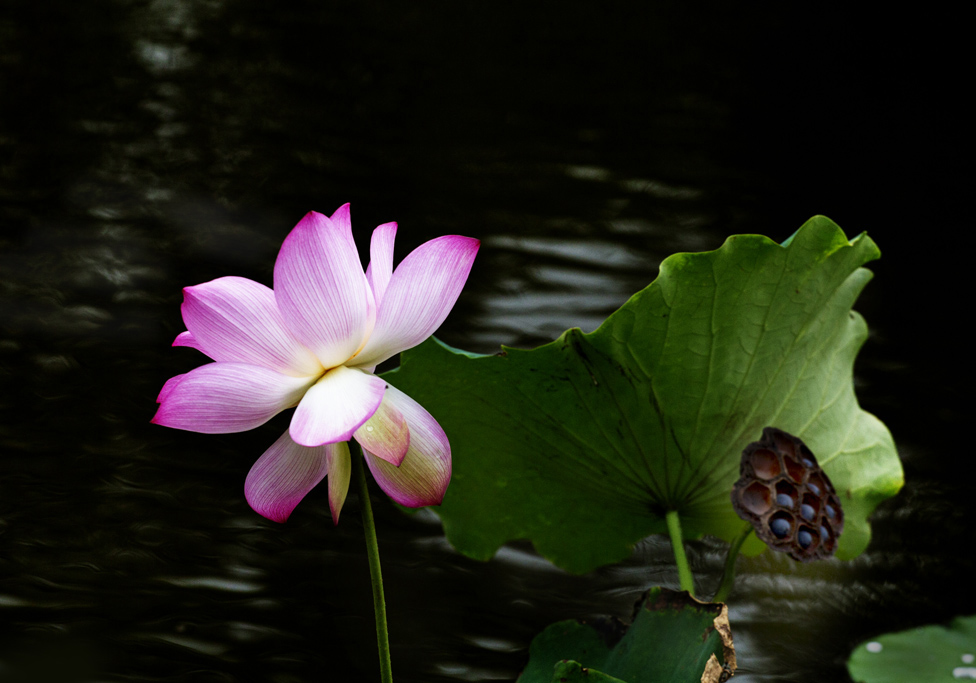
[273,211,372,369]
[151,363,314,434]
[360,268,378,357]
[289,365,386,447]
[181,276,322,377]
[244,430,333,523]
[329,202,353,237]
[330,203,379,346]
[351,235,479,368]
[327,441,352,525]
[353,393,410,466]
[365,222,397,306]
[172,331,204,352]
[363,384,451,507]
[156,373,186,403]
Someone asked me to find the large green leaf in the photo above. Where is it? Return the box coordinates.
[847,615,976,682]
[387,216,903,573]
[517,588,735,683]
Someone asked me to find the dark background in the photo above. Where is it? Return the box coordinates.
[1,2,971,681]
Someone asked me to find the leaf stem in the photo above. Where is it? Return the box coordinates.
[712,522,754,604]
[665,510,695,597]
[354,452,393,683]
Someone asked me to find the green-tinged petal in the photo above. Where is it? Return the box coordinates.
[353,395,410,466]
[362,384,450,507]
[328,441,352,525]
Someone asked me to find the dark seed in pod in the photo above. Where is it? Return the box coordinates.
[798,529,813,548]
[776,493,794,508]
[800,503,816,521]
[770,517,791,538]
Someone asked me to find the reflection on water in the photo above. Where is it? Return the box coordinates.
[1,1,971,682]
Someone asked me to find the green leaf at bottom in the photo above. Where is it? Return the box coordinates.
[848,615,976,683]
[517,588,735,683]
[548,661,626,682]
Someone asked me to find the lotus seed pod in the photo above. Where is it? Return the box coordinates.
[731,427,843,561]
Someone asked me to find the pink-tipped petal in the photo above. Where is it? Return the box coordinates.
[181,276,322,377]
[156,374,186,403]
[244,430,332,523]
[362,385,451,507]
[351,235,479,368]
[274,211,372,369]
[151,363,314,434]
[329,203,353,238]
[289,365,386,447]
[365,222,397,305]
[173,331,204,352]
[331,203,379,346]
[353,394,410,466]
[327,441,351,525]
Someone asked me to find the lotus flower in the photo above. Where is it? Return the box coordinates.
[152,204,479,523]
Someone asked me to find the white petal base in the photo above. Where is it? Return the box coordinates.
[290,365,387,447]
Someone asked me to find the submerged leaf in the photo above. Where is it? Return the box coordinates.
[517,588,735,683]
[847,615,976,683]
[387,216,903,573]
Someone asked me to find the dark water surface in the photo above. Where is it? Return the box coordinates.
[2,2,973,682]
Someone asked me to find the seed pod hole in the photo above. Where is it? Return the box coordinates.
[769,512,794,539]
[742,482,772,515]
[772,431,796,459]
[797,526,819,550]
[825,496,844,526]
[751,448,781,478]
[783,455,805,483]
[800,493,820,521]
[775,481,798,509]
[799,444,816,469]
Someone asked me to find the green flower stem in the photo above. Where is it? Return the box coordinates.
[354,453,393,683]
[711,522,754,604]
[665,510,695,597]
